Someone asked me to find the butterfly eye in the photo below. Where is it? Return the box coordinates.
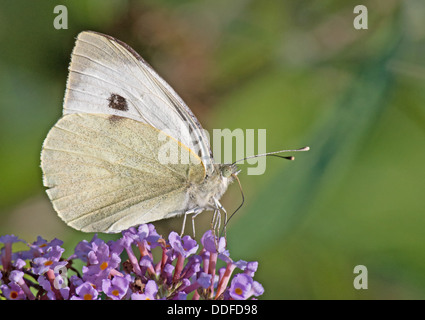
[221,165,234,178]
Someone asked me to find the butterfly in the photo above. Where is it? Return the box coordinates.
[41,31,240,234]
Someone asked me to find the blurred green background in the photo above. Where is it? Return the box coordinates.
[1,0,424,299]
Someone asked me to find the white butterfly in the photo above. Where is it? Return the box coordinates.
[41,31,238,234]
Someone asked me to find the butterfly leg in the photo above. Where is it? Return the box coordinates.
[213,198,228,240]
[210,209,221,249]
[211,209,221,234]
[180,212,189,236]
[181,208,202,237]
[181,209,197,236]
[191,209,203,238]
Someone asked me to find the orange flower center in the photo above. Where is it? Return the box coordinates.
[235,287,243,295]
[83,293,93,300]
[100,261,108,270]
[44,260,53,266]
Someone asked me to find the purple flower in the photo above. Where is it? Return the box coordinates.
[32,245,66,275]
[0,235,24,245]
[71,234,102,262]
[37,273,69,300]
[168,232,199,282]
[0,234,24,270]
[82,240,120,289]
[123,225,148,240]
[174,292,188,300]
[244,261,258,277]
[13,258,26,269]
[9,270,24,283]
[122,224,161,252]
[168,232,198,258]
[0,224,264,300]
[8,269,36,300]
[139,255,155,275]
[119,231,143,276]
[146,224,161,249]
[102,275,130,300]
[0,283,26,300]
[161,263,175,285]
[37,275,57,300]
[70,275,84,288]
[200,230,226,254]
[26,236,63,258]
[183,272,212,294]
[71,282,99,300]
[229,273,264,300]
[131,280,158,300]
[107,239,124,256]
[180,255,202,280]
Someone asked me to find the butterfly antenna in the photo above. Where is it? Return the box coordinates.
[231,146,310,165]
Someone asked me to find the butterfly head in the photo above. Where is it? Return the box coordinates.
[219,163,240,179]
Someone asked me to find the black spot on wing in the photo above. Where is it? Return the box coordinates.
[108,93,128,111]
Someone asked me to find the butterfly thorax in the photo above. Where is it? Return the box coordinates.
[188,163,239,211]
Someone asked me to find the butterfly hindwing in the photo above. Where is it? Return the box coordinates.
[41,113,205,232]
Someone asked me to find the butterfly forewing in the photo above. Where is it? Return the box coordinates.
[64,31,214,175]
